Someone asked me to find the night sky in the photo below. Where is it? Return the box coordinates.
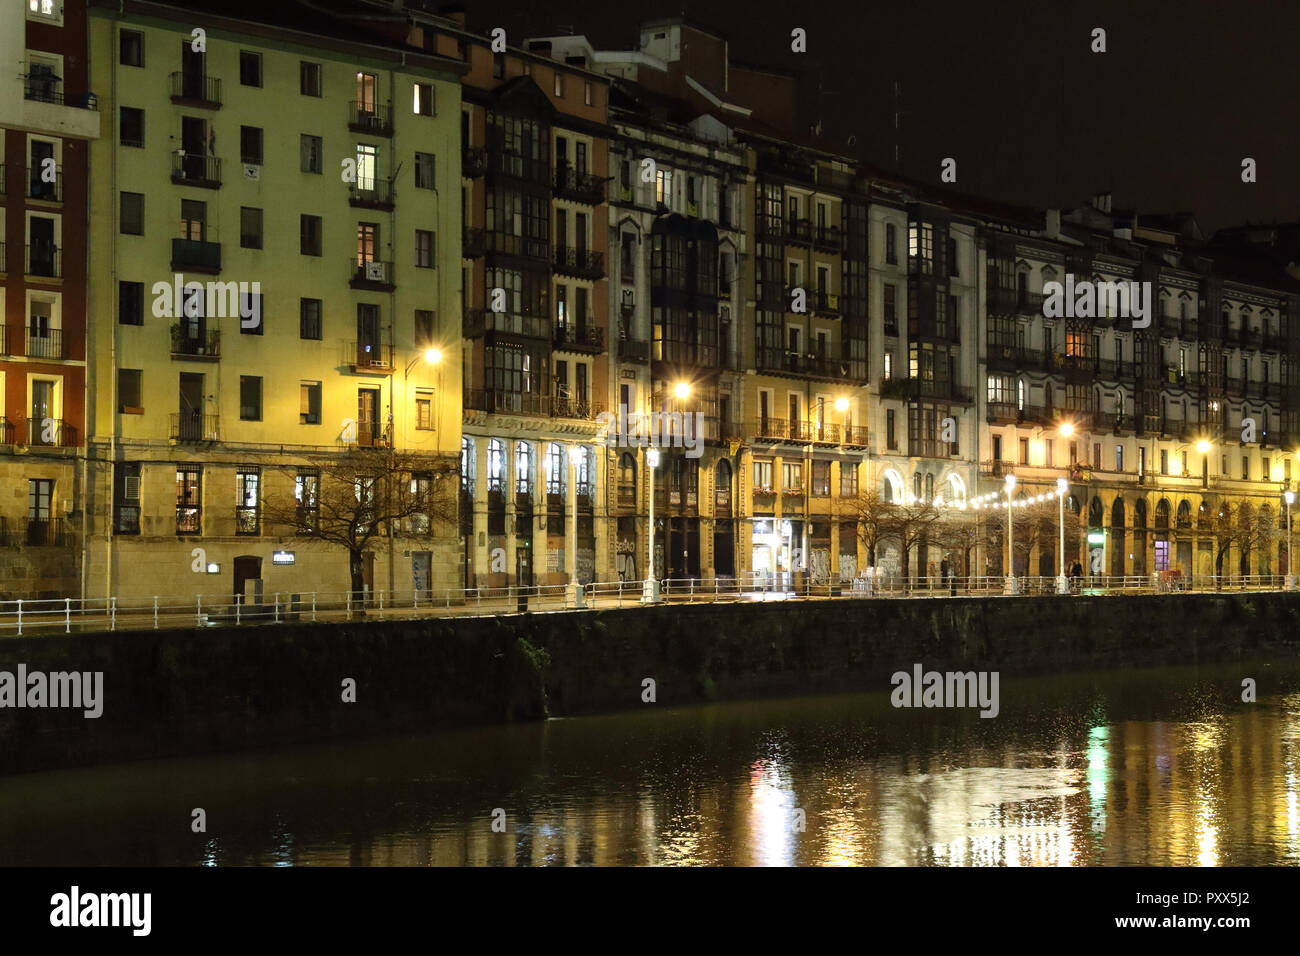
[487,0,1300,233]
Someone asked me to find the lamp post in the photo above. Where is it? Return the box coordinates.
[642,447,661,604]
[1004,472,1018,594]
[1056,477,1069,594]
[1286,489,1295,591]
[567,444,585,608]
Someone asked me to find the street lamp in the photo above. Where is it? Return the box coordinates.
[567,445,586,608]
[1056,477,1069,594]
[1286,489,1296,591]
[673,381,691,400]
[642,448,661,604]
[1004,473,1018,594]
[1059,421,1074,437]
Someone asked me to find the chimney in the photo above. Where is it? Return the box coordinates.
[1045,209,1061,238]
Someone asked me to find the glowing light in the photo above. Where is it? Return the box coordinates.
[424,347,442,364]
[835,397,850,412]
[673,382,691,399]
[1196,440,1211,454]
[1059,422,1074,437]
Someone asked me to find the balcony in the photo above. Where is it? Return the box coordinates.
[787,219,812,245]
[1017,290,1045,315]
[1241,327,1263,351]
[553,323,605,353]
[813,290,840,316]
[25,328,64,359]
[986,402,1018,424]
[25,518,70,548]
[171,237,221,274]
[880,377,974,403]
[553,246,605,279]
[349,341,393,372]
[462,226,486,258]
[462,309,551,340]
[15,416,77,447]
[170,412,220,443]
[813,224,842,251]
[987,286,1018,314]
[349,101,392,136]
[1263,331,1285,352]
[19,74,100,139]
[170,327,220,360]
[462,146,488,178]
[171,152,222,189]
[1158,314,1183,338]
[986,343,1045,372]
[26,165,62,203]
[620,338,651,364]
[349,258,394,291]
[752,418,814,443]
[1094,411,1130,434]
[462,389,603,420]
[348,179,394,210]
[25,243,60,278]
[484,230,548,260]
[1223,376,1245,395]
[553,165,605,204]
[490,151,549,186]
[759,351,854,382]
[170,72,222,108]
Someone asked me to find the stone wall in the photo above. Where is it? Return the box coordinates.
[3,593,1298,774]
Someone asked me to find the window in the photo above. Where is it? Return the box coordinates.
[415,151,436,189]
[1116,445,1124,472]
[239,51,262,87]
[300,134,322,173]
[300,381,321,424]
[236,469,260,535]
[119,191,144,235]
[118,369,142,412]
[300,215,322,256]
[119,106,144,147]
[840,462,859,497]
[300,61,322,97]
[415,229,435,268]
[413,82,434,115]
[120,29,144,67]
[553,73,564,97]
[883,284,898,332]
[299,298,322,339]
[656,168,672,205]
[886,409,897,449]
[517,442,534,495]
[946,237,959,276]
[885,223,898,264]
[240,207,262,249]
[1020,438,1029,465]
[492,54,504,79]
[584,81,593,105]
[753,459,773,491]
[239,376,262,421]
[119,280,144,325]
[240,291,263,334]
[415,309,434,347]
[812,460,831,496]
[1160,449,1168,474]
[884,352,893,380]
[782,462,804,493]
[1242,455,1250,480]
[416,391,433,429]
[295,470,319,532]
[240,125,263,164]
[176,468,201,535]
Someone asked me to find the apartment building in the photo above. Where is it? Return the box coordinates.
[82,0,466,602]
[0,0,101,599]
[974,196,1300,580]
[428,16,611,590]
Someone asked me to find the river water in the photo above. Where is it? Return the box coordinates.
[3,657,1300,866]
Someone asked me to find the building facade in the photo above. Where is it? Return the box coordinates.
[0,0,100,599]
[82,0,465,603]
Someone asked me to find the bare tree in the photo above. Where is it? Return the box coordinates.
[881,496,945,584]
[262,448,458,599]
[1210,499,1277,581]
[852,484,892,567]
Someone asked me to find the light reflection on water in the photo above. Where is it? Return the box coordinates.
[3,661,1300,866]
